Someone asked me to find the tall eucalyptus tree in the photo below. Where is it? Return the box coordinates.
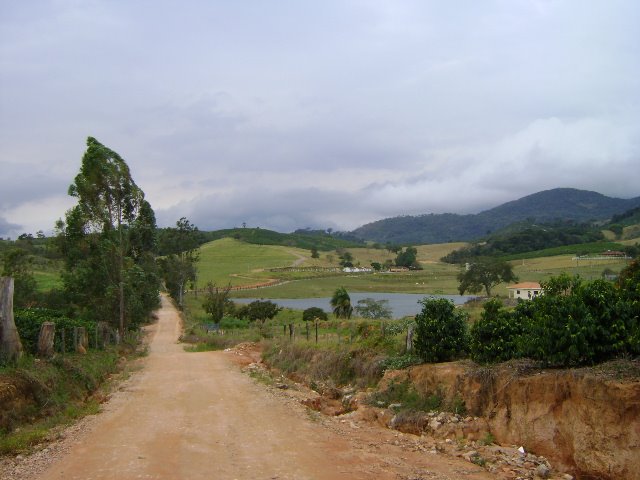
[62,137,160,336]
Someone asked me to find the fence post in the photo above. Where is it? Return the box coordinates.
[61,329,65,356]
[306,321,309,341]
[76,326,88,353]
[406,324,415,353]
[0,277,23,361]
[288,323,294,341]
[315,320,318,344]
[37,322,55,358]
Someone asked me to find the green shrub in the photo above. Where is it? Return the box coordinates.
[414,298,468,363]
[516,291,598,367]
[368,379,443,412]
[470,299,522,364]
[302,307,328,322]
[14,308,99,354]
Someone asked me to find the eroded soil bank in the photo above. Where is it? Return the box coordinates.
[383,361,640,480]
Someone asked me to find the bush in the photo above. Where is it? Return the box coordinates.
[470,299,522,364]
[414,298,468,362]
[516,292,598,367]
[14,308,98,354]
[302,307,328,322]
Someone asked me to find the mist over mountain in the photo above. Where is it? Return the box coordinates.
[350,188,640,245]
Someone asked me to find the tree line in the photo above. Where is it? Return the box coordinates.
[1,138,201,360]
[413,261,640,367]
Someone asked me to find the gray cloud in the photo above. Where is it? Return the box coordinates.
[1,1,639,235]
[0,217,22,238]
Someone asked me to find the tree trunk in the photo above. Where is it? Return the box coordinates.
[37,322,55,357]
[0,277,23,361]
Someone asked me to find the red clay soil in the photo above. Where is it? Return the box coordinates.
[27,295,497,480]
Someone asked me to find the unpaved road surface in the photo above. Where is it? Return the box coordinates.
[26,295,496,480]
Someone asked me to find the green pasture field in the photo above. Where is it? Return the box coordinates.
[512,254,632,283]
[194,238,635,301]
[231,264,462,299]
[33,269,63,291]
[196,238,309,286]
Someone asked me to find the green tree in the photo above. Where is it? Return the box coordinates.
[331,287,353,319]
[2,248,37,307]
[457,259,517,297]
[158,217,200,307]
[414,298,468,362]
[238,300,282,325]
[302,307,328,322]
[469,299,522,364]
[338,250,354,268]
[618,260,640,353]
[370,262,382,272]
[608,224,623,239]
[395,246,420,269]
[310,246,319,259]
[202,282,232,324]
[354,298,392,319]
[62,137,160,336]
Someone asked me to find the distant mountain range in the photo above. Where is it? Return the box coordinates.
[350,188,640,245]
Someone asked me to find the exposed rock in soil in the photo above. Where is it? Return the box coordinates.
[381,360,640,480]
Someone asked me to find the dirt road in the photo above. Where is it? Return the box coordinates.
[31,295,496,480]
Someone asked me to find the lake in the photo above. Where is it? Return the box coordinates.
[234,292,477,319]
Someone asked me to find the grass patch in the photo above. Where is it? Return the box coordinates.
[368,379,443,412]
[263,341,386,388]
[0,349,123,455]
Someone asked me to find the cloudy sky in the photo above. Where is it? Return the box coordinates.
[1,1,638,238]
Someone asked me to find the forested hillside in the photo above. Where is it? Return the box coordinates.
[196,227,364,251]
[351,188,640,244]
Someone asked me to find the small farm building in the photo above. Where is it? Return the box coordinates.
[506,282,543,300]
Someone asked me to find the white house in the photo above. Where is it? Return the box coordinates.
[506,282,543,300]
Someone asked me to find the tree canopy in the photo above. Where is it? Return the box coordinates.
[237,300,282,324]
[354,298,393,319]
[331,287,353,319]
[302,307,328,322]
[457,258,517,297]
[158,217,200,307]
[61,137,160,335]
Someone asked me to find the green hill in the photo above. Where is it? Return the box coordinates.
[200,227,364,251]
[351,188,640,244]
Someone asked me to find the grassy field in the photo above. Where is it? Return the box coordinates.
[512,253,633,283]
[196,238,310,286]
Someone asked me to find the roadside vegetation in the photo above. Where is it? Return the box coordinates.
[3,141,639,458]
[1,138,172,454]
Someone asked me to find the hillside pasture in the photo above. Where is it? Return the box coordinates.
[196,238,305,287]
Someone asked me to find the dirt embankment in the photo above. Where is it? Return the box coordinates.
[384,361,640,480]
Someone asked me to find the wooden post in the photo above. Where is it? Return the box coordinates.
[288,323,294,340]
[406,324,415,353]
[61,328,66,356]
[306,321,309,341]
[37,322,56,357]
[0,277,23,361]
[76,326,88,353]
[315,320,318,344]
[73,327,78,351]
